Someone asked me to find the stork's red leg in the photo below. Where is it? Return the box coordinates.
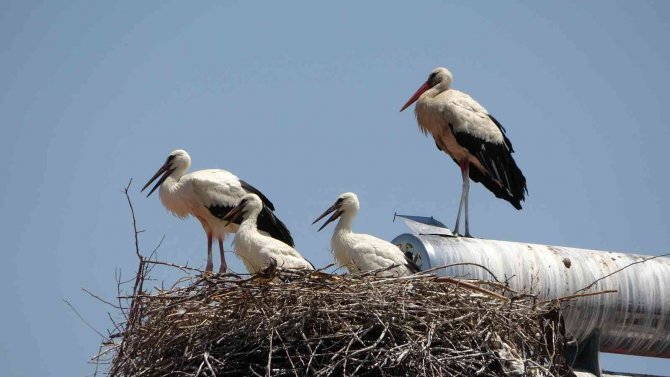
[218,237,227,274]
[454,159,469,236]
[454,159,473,237]
[205,232,213,272]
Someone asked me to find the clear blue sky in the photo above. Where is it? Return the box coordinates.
[1,1,669,375]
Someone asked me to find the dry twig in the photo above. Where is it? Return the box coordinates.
[575,252,670,294]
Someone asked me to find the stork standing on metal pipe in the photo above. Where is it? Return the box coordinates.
[313,192,419,277]
[223,193,314,274]
[400,67,527,237]
[142,149,294,273]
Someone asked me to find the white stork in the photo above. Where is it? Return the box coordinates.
[222,193,314,274]
[141,149,294,273]
[313,192,419,277]
[400,67,527,237]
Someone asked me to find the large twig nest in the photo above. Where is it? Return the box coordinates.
[103,265,571,376]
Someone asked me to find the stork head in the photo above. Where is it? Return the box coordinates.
[222,193,263,226]
[400,67,453,112]
[312,192,359,231]
[141,149,192,197]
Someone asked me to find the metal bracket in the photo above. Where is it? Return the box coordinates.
[393,213,455,237]
[567,329,602,377]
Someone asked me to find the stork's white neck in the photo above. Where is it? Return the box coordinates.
[419,85,446,103]
[415,85,450,137]
[172,164,189,180]
[334,210,356,234]
[330,210,357,271]
[159,175,189,218]
[240,208,261,230]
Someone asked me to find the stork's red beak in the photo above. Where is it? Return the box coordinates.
[312,202,343,232]
[142,162,172,197]
[400,82,430,112]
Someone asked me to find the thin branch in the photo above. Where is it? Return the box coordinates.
[432,276,509,302]
[63,299,106,338]
[540,289,618,305]
[92,340,104,377]
[266,328,273,377]
[574,252,670,294]
[112,178,150,376]
[123,178,142,259]
[418,262,501,282]
[144,259,203,273]
[82,288,121,309]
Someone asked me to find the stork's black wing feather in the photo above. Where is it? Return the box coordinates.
[206,203,295,247]
[257,206,295,247]
[488,114,514,153]
[402,249,421,273]
[452,116,527,210]
[239,179,275,211]
[238,179,293,245]
[405,259,421,274]
[207,205,235,221]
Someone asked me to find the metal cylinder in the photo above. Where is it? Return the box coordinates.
[392,231,670,358]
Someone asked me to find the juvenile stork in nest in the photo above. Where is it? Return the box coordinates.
[400,67,527,237]
[142,149,293,273]
[223,193,314,274]
[313,192,419,277]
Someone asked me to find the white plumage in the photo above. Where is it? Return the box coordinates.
[223,193,314,274]
[313,192,418,277]
[142,149,293,273]
[400,67,527,237]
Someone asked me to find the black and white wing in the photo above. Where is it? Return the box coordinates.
[446,91,527,209]
[189,170,295,246]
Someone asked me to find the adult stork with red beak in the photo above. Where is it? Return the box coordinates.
[400,67,527,237]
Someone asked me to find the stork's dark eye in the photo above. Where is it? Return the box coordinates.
[336,198,344,204]
[427,72,438,84]
[167,155,176,163]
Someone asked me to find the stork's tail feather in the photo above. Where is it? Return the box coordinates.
[257,206,295,247]
[470,170,524,210]
[452,124,527,210]
[469,150,527,210]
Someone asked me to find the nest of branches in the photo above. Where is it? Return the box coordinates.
[99,260,572,377]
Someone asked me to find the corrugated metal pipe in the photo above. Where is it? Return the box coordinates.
[392,215,670,359]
